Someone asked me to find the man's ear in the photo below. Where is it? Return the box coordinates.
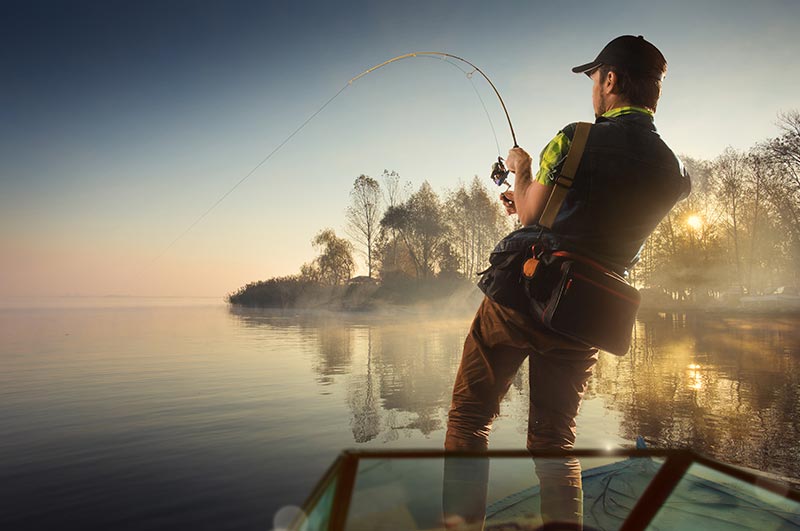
[605,69,619,94]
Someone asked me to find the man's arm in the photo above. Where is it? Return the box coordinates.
[505,156,554,226]
[504,128,573,227]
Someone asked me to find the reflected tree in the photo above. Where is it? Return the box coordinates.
[310,321,354,386]
[347,328,381,443]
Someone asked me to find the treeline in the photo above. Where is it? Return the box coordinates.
[631,110,800,304]
[228,172,511,307]
[229,111,800,308]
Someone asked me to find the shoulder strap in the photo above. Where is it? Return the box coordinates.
[538,121,592,229]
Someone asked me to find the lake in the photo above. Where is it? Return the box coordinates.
[1,297,798,529]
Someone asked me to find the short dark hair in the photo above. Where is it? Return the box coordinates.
[600,64,663,112]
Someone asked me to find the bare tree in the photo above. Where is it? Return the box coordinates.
[765,111,800,246]
[380,169,411,210]
[345,175,382,278]
[742,149,770,293]
[714,147,748,291]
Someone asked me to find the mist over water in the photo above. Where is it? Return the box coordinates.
[1,299,798,529]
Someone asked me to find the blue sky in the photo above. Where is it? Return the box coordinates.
[2,0,799,296]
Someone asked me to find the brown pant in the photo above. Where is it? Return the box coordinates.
[441,297,598,528]
[445,296,599,454]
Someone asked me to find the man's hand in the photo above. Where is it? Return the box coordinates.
[500,190,516,215]
[505,146,532,174]
[504,145,551,226]
[500,147,531,218]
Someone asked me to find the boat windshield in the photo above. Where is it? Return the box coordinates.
[290,449,800,531]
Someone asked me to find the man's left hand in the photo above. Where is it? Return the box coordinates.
[500,191,516,215]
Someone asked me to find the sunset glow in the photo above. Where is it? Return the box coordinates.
[687,214,703,231]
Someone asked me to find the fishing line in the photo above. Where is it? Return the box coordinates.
[467,68,503,156]
[144,84,350,269]
[144,51,517,271]
[416,54,502,156]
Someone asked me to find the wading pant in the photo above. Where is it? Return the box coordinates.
[442,295,599,529]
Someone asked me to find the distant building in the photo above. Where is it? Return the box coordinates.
[348,276,379,286]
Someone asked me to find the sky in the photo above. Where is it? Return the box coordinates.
[2,0,799,297]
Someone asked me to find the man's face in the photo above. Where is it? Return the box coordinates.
[590,67,606,118]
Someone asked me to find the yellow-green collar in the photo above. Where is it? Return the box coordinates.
[601,105,654,118]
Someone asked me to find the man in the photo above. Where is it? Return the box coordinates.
[442,36,691,528]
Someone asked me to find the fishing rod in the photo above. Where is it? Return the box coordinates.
[347,51,518,191]
[146,51,518,269]
[348,52,517,144]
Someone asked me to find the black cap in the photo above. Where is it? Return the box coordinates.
[571,35,666,79]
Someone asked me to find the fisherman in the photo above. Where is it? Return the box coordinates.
[442,35,691,528]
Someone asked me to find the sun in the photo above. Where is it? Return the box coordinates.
[687,214,703,231]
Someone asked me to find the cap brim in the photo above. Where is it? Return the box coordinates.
[571,60,601,74]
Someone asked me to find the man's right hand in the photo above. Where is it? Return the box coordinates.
[500,191,516,215]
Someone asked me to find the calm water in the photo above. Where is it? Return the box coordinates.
[1,297,798,529]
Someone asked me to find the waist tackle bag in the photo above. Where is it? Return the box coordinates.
[477,227,541,314]
[527,250,640,356]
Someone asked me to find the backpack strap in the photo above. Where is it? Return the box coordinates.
[538,122,592,229]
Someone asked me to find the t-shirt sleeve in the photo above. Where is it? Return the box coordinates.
[533,124,575,186]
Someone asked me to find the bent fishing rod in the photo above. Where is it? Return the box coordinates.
[348,52,518,190]
[146,51,519,269]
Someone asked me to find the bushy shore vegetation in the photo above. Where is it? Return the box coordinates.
[227,274,477,310]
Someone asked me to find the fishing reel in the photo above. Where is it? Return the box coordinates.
[491,156,511,190]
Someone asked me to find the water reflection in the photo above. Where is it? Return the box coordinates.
[228,308,473,443]
[347,328,379,443]
[228,307,800,483]
[595,311,800,482]
[311,325,354,386]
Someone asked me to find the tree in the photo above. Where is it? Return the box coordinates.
[378,170,412,277]
[629,115,800,301]
[380,182,447,279]
[380,169,411,210]
[311,229,355,285]
[446,176,510,278]
[764,111,800,284]
[741,148,773,294]
[713,147,748,290]
[345,175,382,278]
[375,230,417,281]
[299,261,322,283]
